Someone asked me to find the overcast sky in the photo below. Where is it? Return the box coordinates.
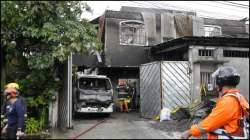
[81,1,249,23]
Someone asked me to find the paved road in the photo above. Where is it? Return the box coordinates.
[50,112,182,139]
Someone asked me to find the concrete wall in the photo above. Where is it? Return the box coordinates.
[193,16,205,36]
[141,12,157,45]
[103,7,248,68]
[224,59,249,101]
[104,18,151,67]
[114,7,203,45]
[120,7,247,39]
[161,13,176,41]
[120,6,204,41]
[222,48,249,101]
[188,46,202,102]
[204,18,248,37]
[189,45,249,102]
[141,13,204,45]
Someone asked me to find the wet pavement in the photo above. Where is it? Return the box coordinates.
[50,112,183,139]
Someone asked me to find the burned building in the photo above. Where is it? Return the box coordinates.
[141,37,249,118]
[72,6,249,115]
[55,6,249,129]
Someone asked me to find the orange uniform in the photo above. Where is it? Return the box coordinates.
[189,89,249,139]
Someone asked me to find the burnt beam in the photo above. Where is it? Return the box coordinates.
[152,44,188,54]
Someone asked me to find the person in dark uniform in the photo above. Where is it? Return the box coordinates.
[1,83,27,129]
[1,87,26,139]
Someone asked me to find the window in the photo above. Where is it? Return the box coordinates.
[78,78,111,90]
[120,21,147,46]
[223,50,249,58]
[204,25,222,37]
[200,72,214,85]
[200,72,216,91]
[198,49,214,56]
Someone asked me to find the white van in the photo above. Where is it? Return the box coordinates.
[73,72,113,117]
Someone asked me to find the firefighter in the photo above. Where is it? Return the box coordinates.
[117,81,131,113]
[1,87,26,139]
[181,66,249,139]
[118,97,130,113]
[118,85,130,113]
[1,83,27,119]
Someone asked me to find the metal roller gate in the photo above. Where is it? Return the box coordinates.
[140,61,191,119]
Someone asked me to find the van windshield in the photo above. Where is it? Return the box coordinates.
[78,78,111,90]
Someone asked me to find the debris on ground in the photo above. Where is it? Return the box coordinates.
[160,108,171,122]
[150,119,190,132]
[170,98,216,121]
[150,98,217,136]
[170,107,190,120]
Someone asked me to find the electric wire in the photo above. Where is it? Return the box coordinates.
[127,1,248,20]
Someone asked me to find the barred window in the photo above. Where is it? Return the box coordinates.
[199,49,214,56]
[200,72,216,91]
[204,25,222,37]
[120,21,147,46]
[223,50,249,58]
[200,72,215,85]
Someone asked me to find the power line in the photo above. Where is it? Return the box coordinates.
[214,1,249,9]
[125,1,248,20]
[128,1,178,14]
[192,1,248,12]
[128,1,149,8]
[225,1,249,8]
[153,1,195,12]
[156,1,247,20]
[219,1,249,8]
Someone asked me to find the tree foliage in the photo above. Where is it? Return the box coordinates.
[1,1,101,115]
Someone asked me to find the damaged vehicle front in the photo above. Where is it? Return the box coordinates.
[73,74,114,116]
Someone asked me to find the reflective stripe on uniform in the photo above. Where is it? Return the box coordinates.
[223,93,241,99]
[197,123,206,134]
[213,127,248,139]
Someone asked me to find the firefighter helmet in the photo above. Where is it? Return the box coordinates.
[5,82,20,90]
[212,66,240,87]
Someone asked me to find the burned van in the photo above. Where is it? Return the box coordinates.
[73,72,114,116]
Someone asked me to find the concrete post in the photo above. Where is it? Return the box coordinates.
[49,91,58,128]
[189,46,201,102]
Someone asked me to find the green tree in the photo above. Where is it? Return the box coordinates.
[1,1,101,129]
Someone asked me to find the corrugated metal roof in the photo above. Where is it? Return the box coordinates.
[151,36,249,54]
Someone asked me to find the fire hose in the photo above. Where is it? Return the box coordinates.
[69,119,107,140]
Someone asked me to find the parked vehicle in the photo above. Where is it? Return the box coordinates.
[73,72,114,117]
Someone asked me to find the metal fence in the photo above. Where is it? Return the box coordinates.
[140,62,161,119]
[161,61,191,109]
[140,61,191,119]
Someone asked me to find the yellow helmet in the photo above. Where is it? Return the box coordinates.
[5,83,20,90]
